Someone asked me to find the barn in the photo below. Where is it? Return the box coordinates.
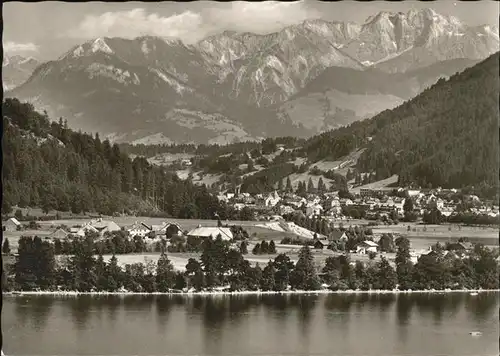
[187,226,233,241]
[2,218,21,232]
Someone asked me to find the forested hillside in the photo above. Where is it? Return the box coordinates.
[356,52,499,195]
[287,53,499,197]
[1,98,237,219]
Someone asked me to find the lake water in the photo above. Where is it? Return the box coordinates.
[2,292,499,356]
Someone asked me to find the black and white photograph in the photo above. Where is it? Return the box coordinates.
[1,1,499,355]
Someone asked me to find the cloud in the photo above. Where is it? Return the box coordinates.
[203,1,322,34]
[4,41,39,53]
[66,8,203,41]
[64,1,321,43]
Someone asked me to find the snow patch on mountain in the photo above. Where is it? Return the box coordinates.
[133,73,140,85]
[265,55,285,73]
[86,63,138,85]
[150,68,192,94]
[484,25,499,40]
[73,46,84,57]
[91,38,113,54]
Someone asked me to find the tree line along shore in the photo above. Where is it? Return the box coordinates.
[2,233,498,294]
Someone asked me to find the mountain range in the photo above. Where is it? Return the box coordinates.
[5,8,499,144]
[2,55,40,91]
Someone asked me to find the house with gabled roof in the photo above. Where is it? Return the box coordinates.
[328,229,348,243]
[90,219,121,234]
[355,240,378,254]
[2,217,21,232]
[126,222,152,237]
[49,228,69,240]
[187,226,233,241]
[74,224,99,237]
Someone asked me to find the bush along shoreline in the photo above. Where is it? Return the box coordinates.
[2,235,499,294]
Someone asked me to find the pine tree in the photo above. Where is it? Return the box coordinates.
[290,245,320,290]
[322,257,342,289]
[376,257,397,290]
[35,237,56,290]
[185,258,204,290]
[286,177,292,192]
[268,240,277,254]
[278,179,284,192]
[307,178,315,193]
[94,253,107,291]
[260,262,276,291]
[2,238,11,255]
[403,197,414,214]
[239,241,248,255]
[273,253,294,291]
[106,254,122,291]
[260,241,269,254]
[174,271,187,290]
[395,237,413,290]
[15,236,38,290]
[318,177,326,193]
[142,259,157,293]
[70,236,97,292]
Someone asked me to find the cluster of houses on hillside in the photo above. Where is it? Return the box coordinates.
[217,187,499,221]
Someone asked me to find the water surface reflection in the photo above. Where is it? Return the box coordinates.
[3,292,498,356]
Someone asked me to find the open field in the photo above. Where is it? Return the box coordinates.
[94,244,383,272]
[175,170,222,186]
[147,153,195,166]
[350,174,399,194]
[286,172,337,190]
[372,222,498,239]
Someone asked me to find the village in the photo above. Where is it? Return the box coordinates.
[217,186,499,221]
[2,184,498,273]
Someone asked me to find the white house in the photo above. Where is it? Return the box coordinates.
[326,205,342,216]
[328,230,348,243]
[340,199,353,206]
[2,217,21,232]
[187,226,233,241]
[180,159,192,167]
[394,198,406,215]
[306,204,323,217]
[148,222,183,238]
[407,189,421,197]
[279,205,296,215]
[356,240,378,254]
[74,219,121,237]
[74,224,99,237]
[265,191,281,207]
[126,222,152,237]
[49,228,69,240]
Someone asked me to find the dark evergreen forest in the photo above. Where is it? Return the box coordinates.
[2,98,240,219]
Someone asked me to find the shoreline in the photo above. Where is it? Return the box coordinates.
[3,288,499,297]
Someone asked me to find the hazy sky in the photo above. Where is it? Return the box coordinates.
[3,0,499,60]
